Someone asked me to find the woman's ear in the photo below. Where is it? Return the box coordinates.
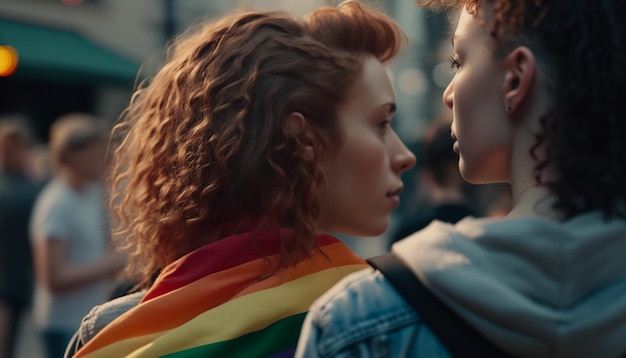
[503,46,536,114]
[283,112,315,162]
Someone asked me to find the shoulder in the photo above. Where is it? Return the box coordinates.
[311,268,410,315]
[30,181,78,238]
[65,291,145,358]
[32,179,70,212]
[307,268,420,351]
[299,266,454,357]
[78,291,145,344]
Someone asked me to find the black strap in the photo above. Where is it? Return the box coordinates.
[367,253,510,358]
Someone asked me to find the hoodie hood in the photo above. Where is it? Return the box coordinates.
[392,212,626,358]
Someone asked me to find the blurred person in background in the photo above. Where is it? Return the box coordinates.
[388,115,478,247]
[0,116,44,358]
[27,144,53,184]
[67,1,414,357]
[29,113,126,358]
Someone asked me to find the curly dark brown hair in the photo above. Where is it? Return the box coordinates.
[110,3,406,287]
[418,0,626,220]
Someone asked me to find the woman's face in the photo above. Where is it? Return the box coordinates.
[318,56,416,236]
[444,7,514,184]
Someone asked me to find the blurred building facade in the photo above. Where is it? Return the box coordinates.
[0,0,449,139]
[1,0,158,141]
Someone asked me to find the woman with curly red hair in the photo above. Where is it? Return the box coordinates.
[66,1,415,357]
[296,0,626,357]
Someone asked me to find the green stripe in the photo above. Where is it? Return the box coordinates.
[162,312,307,358]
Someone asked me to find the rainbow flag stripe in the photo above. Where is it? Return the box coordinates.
[75,229,367,357]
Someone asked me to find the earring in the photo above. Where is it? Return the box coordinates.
[505,101,511,113]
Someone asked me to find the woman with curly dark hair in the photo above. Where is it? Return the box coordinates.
[66,1,415,357]
[296,0,626,357]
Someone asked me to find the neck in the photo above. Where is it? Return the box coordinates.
[507,184,562,220]
[507,137,563,219]
[57,167,93,192]
[507,77,561,219]
[430,186,467,204]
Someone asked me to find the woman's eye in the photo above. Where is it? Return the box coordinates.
[378,119,391,133]
[448,56,460,70]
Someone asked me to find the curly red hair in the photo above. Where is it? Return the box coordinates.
[110,2,407,287]
[305,0,406,63]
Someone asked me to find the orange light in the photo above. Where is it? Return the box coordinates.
[0,45,18,77]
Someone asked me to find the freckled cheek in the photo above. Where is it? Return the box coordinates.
[346,139,387,190]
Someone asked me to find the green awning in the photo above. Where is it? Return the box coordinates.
[0,18,140,86]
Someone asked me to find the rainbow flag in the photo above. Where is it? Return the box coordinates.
[74,228,367,357]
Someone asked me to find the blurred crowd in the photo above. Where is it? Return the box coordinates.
[0,113,126,358]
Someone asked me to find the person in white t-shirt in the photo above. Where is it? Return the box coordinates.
[29,113,126,358]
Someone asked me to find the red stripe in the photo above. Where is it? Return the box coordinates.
[143,229,338,301]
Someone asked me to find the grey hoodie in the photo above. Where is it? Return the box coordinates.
[393,211,626,357]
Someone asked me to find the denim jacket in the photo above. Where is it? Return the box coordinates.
[297,215,626,358]
[295,268,452,358]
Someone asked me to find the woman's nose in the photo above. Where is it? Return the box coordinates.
[442,77,454,110]
[391,132,416,173]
